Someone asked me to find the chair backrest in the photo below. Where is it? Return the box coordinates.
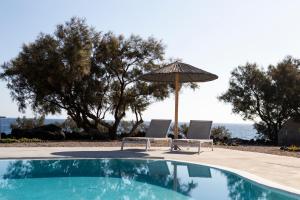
[148,161,170,176]
[145,119,172,138]
[187,120,212,139]
[187,164,211,178]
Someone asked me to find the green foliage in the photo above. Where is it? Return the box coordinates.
[0,138,18,143]
[211,126,231,140]
[1,17,195,138]
[219,56,300,144]
[169,123,189,138]
[179,123,189,136]
[10,116,45,130]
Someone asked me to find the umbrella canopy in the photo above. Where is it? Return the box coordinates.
[140,61,218,83]
[140,61,218,139]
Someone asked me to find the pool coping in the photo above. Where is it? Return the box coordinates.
[1,156,300,197]
[165,158,300,198]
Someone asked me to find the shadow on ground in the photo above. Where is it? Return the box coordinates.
[51,149,165,159]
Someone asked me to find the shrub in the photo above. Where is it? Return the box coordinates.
[287,145,300,152]
[0,138,18,143]
[168,123,188,139]
[211,126,231,140]
[10,116,45,130]
[179,123,189,137]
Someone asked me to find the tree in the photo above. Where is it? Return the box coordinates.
[1,17,182,139]
[219,56,300,144]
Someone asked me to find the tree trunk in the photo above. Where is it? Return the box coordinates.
[128,119,144,136]
[272,129,279,145]
[109,117,122,139]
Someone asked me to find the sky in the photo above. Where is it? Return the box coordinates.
[1,0,300,123]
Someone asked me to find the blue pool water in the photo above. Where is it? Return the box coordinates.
[0,159,298,200]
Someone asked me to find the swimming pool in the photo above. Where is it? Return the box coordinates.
[0,159,298,200]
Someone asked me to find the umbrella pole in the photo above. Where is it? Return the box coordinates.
[173,163,178,191]
[174,73,179,139]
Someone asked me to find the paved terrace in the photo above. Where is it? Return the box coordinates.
[0,146,299,195]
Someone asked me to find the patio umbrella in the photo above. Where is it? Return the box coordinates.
[140,61,218,139]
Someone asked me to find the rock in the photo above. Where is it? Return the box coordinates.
[11,129,28,138]
[64,131,83,140]
[64,129,110,140]
[33,124,65,140]
[86,129,110,140]
[280,146,287,151]
[0,133,7,138]
[120,131,146,138]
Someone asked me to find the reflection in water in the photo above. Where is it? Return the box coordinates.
[225,172,265,199]
[2,160,198,194]
[223,171,298,200]
[0,159,298,200]
[0,159,199,199]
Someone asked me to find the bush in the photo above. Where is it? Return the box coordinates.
[11,124,65,140]
[179,123,189,137]
[287,145,300,152]
[60,117,81,133]
[11,116,45,130]
[0,138,18,143]
[167,123,189,139]
[211,126,231,140]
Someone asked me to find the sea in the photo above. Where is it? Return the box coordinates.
[0,118,257,140]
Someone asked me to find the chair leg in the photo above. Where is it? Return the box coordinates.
[121,140,125,151]
[198,142,201,154]
[145,140,150,151]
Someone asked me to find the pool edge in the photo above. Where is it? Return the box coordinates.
[0,156,299,197]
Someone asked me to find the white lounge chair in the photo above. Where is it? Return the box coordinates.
[121,119,172,151]
[171,120,213,154]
